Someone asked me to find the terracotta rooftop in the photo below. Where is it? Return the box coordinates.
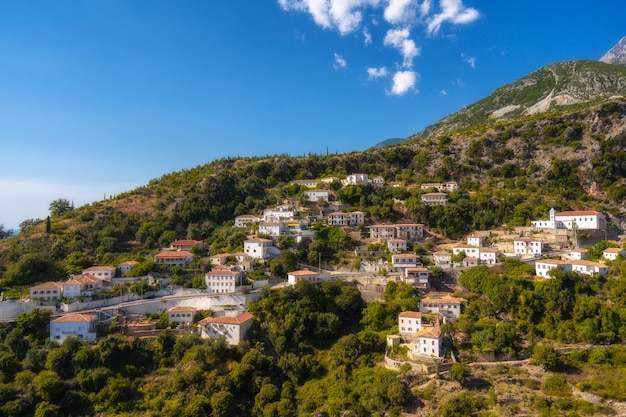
[399,311,423,319]
[198,312,254,326]
[51,313,97,323]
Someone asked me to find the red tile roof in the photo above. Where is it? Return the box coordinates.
[198,312,254,326]
[30,281,63,290]
[51,313,97,323]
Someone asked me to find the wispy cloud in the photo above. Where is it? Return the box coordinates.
[384,27,420,67]
[384,0,414,24]
[367,66,388,78]
[440,88,448,95]
[278,0,379,35]
[363,26,372,45]
[387,70,418,95]
[427,0,480,35]
[461,53,476,68]
[333,52,347,69]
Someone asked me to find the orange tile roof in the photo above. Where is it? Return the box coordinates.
[421,295,466,304]
[416,327,442,338]
[399,311,423,318]
[119,260,139,266]
[30,281,63,290]
[289,270,318,276]
[168,306,196,312]
[83,265,116,272]
[51,313,97,323]
[155,250,193,258]
[198,311,254,326]
[171,240,204,246]
[245,238,273,243]
[556,211,602,216]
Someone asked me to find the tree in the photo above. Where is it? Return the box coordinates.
[532,344,562,371]
[49,199,73,217]
[449,363,471,385]
[0,223,11,239]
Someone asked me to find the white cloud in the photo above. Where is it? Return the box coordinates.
[334,53,347,69]
[384,27,420,67]
[440,88,448,95]
[419,0,432,17]
[278,0,381,35]
[461,53,476,68]
[367,66,388,78]
[427,0,479,35]
[384,0,414,24]
[363,26,372,45]
[387,70,417,95]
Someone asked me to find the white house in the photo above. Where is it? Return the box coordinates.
[415,327,443,357]
[304,189,329,202]
[479,248,500,265]
[404,267,430,289]
[63,275,106,299]
[198,311,255,345]
[432,251,451,268]
[420,295,466,319]
[514,238,544,256]
[244,238,278,260]
[395,224,424,242]
[391,254,421,272]
[387,239,407,253]
[463,257,479,267]
[567,249,588,260]
[327,211,365,226]
[168,306,196,325]
[571,260,608,276]
[287,270,320,286]
[30,282,63,301]
[452,245,480,259]
[368,224,397,240]
[82,266,116,281]
[466,234,487,247]
[205,269,242,293]
[170,240,206,251]
[263,207,296,222]
[290,179,319,188]
[421,192,449,206]
[535,259,569,278]
[210,253,231,266]
[259,222,285,237]
[50,313,98,343]
[398,311,424,336]
[154,250,194,268]
[420,182,458,193]
[532,208,606,230]
[603,247,626,261]
[235,214,262,228]
[343,173,369,186]
[118,260,139,275]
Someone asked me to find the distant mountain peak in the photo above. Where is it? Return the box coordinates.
[600,36,626,66]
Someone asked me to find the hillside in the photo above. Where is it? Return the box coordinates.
[408,60,626,141]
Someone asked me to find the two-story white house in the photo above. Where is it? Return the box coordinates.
[205,269,242,293]
[532,208,606,230]
[259,222,285,237]
[535,259,608,277]
[244,238,278,260]
[398,311,424,336]
[327,211,365,226]
[535,259,569,278]
[466,234,487,247]
[452,245,480,259]
[387,239,407,253]
[82,266,116,281]
[304,189,329,202]
[168,306,196,325]
[170,240,206,251]
[433,251,452,268]
[514,238,544,256]
[154,250,194,268]
[198,311,255,345]
[63,275,106,299]
[567,249,588,260]
[395,224,424,242]
[415,327,444,357]
[479,248,500,265]
[419,295,466,319]
[30,282,64,301]
[404,267,430,289]
[368,224,397,240]
[234,214,262,228]
[391,253,421,272]
[421,192,449,206]
[263,207,297,223]
[50,313,98,343]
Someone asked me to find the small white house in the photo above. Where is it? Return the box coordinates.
[287,270,320,286]
[603,247,626,261]
[30,282,64,301]
[433,251,452,268]
[198,311,255,345]
[343,173,369,186]
[452,245,480,259]
[82,266,116,281]
[398,311,424,336]
[535,259,569,278]
[395,224,424,241]
[419,295,466,319]
[168,306,196,325]
[567,249,588,260]
[259,222,285,237]
[479,248,500,265]
[50,313,98,343]
[404,267,430,289]
[466,234,487,247]
[532,208,606,230]
[514,238,544,256]
[415,327,443,357]
[387,239,407,253]
[170,240,206,251]
[244,238,278,260]
[304,189,329,202]
[571,260,608,276]
[368,224,397,240]
[421,192,448,206]
[290,179,319,188]
[154,250,194,268]
[63,275,106,299]
[234,214,262,228]
[118,260,139,275]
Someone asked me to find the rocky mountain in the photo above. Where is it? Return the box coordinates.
[408,60,626,141]
[600,36,626,66]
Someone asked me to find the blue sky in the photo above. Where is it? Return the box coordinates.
[1,0,624,230]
